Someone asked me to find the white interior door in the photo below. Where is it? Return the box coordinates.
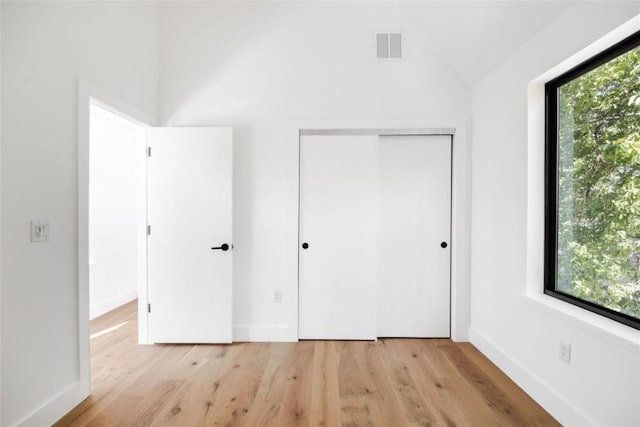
[299,134,379,340]
[377,135,451,337]
[148,127,233,343]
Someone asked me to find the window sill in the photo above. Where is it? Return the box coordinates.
[523,290,640,351]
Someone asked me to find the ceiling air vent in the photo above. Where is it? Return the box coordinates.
[376,32,402,60]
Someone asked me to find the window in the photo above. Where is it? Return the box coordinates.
[545,31,640,330]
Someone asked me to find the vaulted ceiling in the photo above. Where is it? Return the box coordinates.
[391,1,576,85]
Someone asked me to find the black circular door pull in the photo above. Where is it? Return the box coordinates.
[302,242,309,249]
[440,242,448,248]
[211,243,230,251]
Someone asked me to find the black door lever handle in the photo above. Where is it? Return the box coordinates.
[211,243,230,251]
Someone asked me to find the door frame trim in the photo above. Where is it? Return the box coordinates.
[78,79,155,398]
[287,118,471,342]
[298,132,454,339]
[300,128,456,136]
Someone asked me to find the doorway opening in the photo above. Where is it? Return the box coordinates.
[88,101,147,384]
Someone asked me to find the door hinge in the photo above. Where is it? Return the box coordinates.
[147,225,151,236]
[147,147,152,157]
[148,303,151,313]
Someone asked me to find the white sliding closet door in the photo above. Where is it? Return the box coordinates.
[377,135,452,337]
[148,127,233,343]
[299,134,379,340]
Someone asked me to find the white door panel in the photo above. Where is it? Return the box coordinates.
[299,133,451,340]
[299,135,378,340]
[148,127,232,343]
[377,135,451,337]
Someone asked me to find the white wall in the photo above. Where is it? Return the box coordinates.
[8,1,637,425]
[89,104,144,319]
[470,3,640,426]
[158,1,472,341]
[0,2,158,425]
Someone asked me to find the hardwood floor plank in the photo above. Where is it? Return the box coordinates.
[129,380,185,427]
[84,395,143,427]
[276,341,315,426]
[56,301,560,427]
[413,339,461,379]
[335,342,375,427]
[244,401,283,426]
[309,341,342,427]
[440,344,538,427]
[340,395,374,427]
[455,343,560,427]
[351,341,405,427]
[377,339,443,426]
[55,345,175,426]
[202,342,271,426]
[122,346,193,398]
[254,342,295,403]
[154,344,251,426]
[398,340,474,427]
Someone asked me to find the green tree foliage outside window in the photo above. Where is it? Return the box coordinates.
[556,45,640,320]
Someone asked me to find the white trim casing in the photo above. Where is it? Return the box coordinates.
[300,128,456,136]
[79,80,154,353]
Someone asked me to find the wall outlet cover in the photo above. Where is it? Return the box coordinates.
[560,342,571,364]
[274,290,283,303]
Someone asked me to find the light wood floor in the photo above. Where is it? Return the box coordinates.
[55,300,559,426]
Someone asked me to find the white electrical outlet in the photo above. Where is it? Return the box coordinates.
[31,220,51,242]
[560,342,571,364]
[273,290,283,303]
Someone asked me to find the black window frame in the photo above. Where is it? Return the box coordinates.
[544,30,640,330]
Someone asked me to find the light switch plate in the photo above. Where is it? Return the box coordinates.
[31,220,51,242]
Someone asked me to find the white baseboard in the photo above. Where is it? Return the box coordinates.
[233,324,296,342]
[90,289,137,319]
[469,328,595,427]
[13,380,89,427]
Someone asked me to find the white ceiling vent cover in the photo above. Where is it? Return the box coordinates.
[376,33,402,59]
